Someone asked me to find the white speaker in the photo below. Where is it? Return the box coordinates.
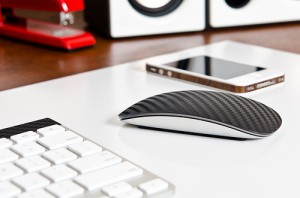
[84,0,206,38]
[209,0,300,28]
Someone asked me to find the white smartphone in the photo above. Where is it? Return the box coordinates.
[146,55,285,93]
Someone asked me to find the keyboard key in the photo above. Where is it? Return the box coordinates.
[68,151,122,174]
[11,142,46,157]
[0,138,13,149]
[42,148,77,165]
[0,163,23,181]
[37,124,65,137]
[0,181,21,198]
[68,140,102,157]
[38,131,83,150]
[12,173,50,191]
[139,178,169,195]
[75,161,143,191]
[115,188,143,198]
[41,164,78,182]
[18,189,55,198]
[46,180,84,198]
[10,131,39,143]
[0,149,19,165]
[15,156,51,173]
[102,182,132,197]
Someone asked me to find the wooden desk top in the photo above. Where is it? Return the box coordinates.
[1,13,300,91]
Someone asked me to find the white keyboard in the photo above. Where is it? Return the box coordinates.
[0,118,174,198]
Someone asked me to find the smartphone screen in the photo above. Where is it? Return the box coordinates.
[165,55,265,80]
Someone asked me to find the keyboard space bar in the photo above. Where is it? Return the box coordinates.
[74,161,143,191]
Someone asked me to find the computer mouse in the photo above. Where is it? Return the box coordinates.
[118,90,282,139]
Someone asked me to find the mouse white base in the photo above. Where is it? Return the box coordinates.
[124,116,263,139]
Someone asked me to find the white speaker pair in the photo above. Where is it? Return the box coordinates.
[84,0,300,38]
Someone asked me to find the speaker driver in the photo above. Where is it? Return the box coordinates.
[225,0,251,9]
[128,0,183,17]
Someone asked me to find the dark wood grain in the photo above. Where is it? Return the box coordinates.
[1,12,300,91]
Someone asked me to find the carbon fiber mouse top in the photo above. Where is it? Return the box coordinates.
[119,90,282,137]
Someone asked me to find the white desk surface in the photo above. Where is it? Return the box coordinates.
[1,41,300,198]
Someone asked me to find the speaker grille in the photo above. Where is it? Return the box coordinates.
[119,91,282,136]
[128,0,183,17]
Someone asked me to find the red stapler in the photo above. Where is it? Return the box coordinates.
[0,0,95,50]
